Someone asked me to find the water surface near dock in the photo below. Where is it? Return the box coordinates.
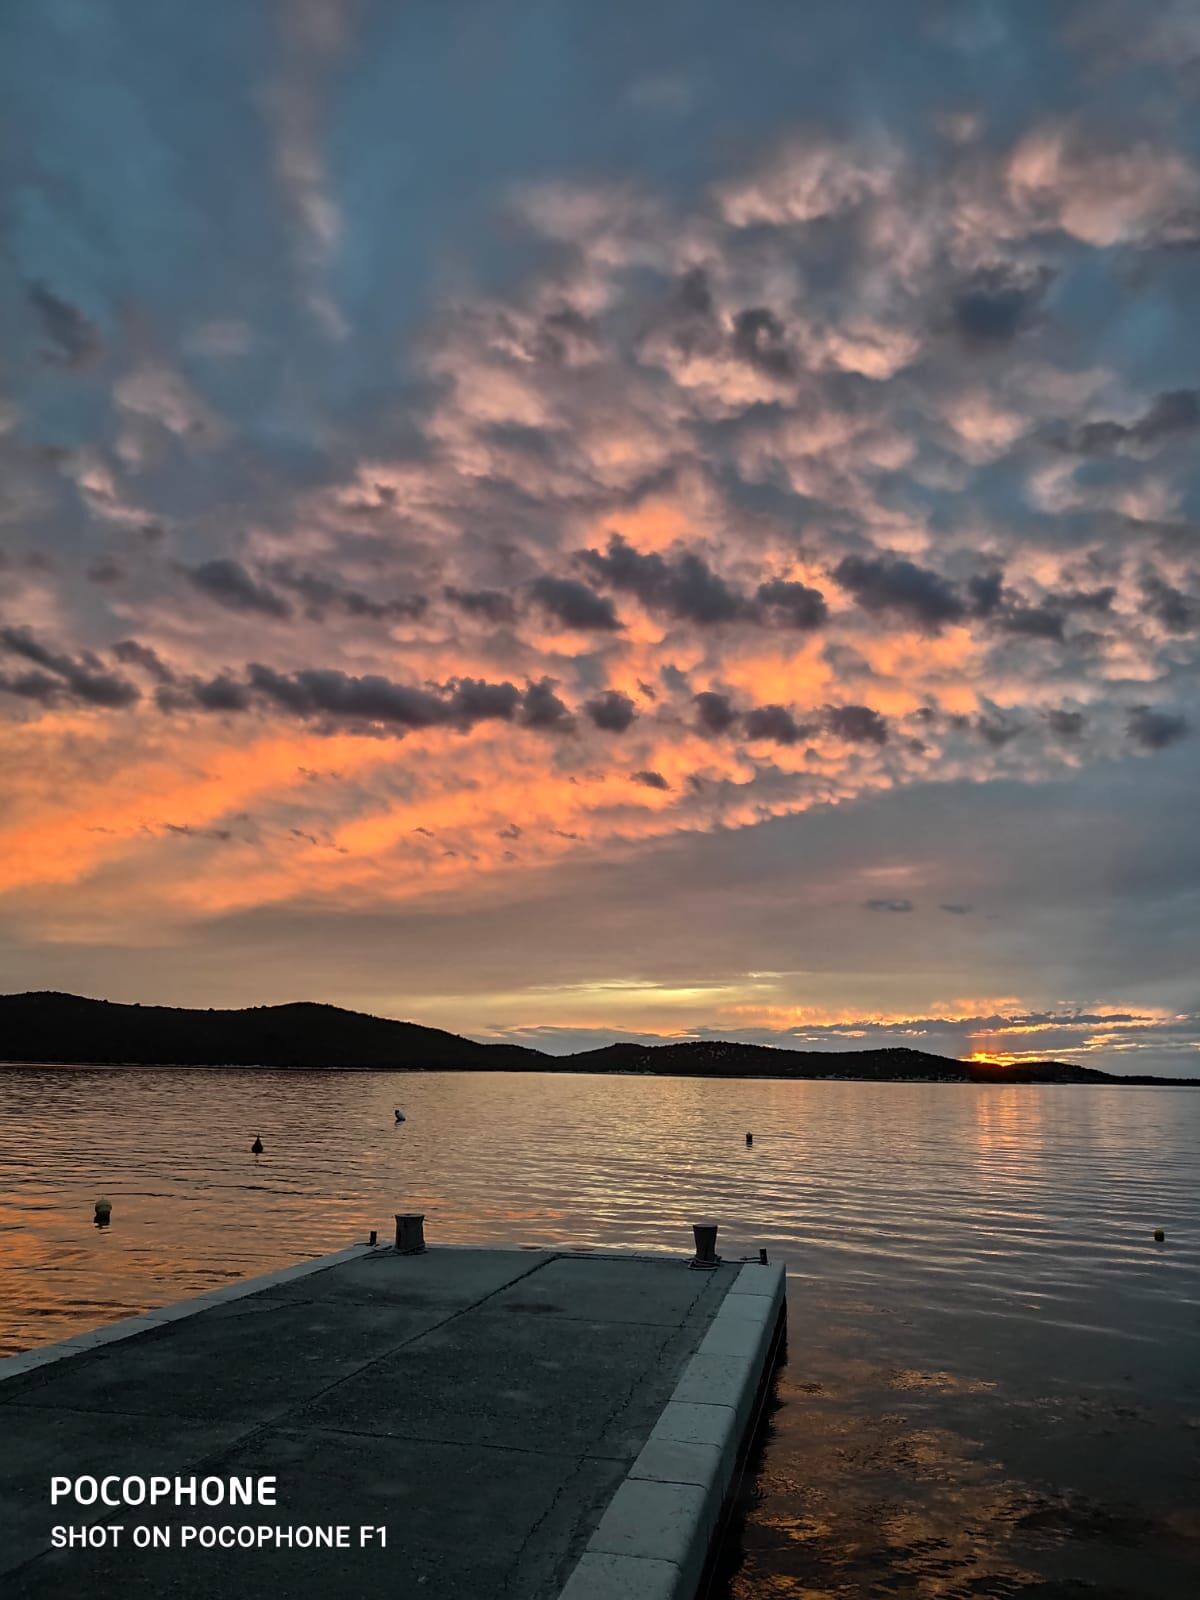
[1,1067,1197,1595]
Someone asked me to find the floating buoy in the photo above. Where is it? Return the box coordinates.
[1153,1227,1165,1242]
[745,1132,753,1146]
[94,1198,112,1226]
[251,1136,264,1155]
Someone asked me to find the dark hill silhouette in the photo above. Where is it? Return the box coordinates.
[0,991,1194,1084]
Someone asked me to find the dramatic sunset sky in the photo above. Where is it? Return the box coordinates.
[1,2,1198,1074]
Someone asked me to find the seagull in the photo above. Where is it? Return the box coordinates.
[394,1109,406,1124]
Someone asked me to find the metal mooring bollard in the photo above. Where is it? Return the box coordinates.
[690,1219,720,1270]
[395,1213,426,1254]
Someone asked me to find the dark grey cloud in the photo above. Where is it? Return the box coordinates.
[27,281,100,368]
[977,714,1022,747]
[863,897,914,912]
[269,563,426,623]
[534,305,600,366]
[232,665,520,732]
[995,601,1065,641]
[581,535,748,625]
[694,690,739,735]
[186,559,292,619]
[443,586,518,624]
[248,664,446,727]
[632,769,670,790]
[950,263,1053,346]
[756,578,827,630]
[585,690,637,732]
[1141,573,1198,633]
[834,553,965,632]
[730,306,793,378]
[112,640,174,683]
[1046,709,1086,740]
[743,704,808,745]
[1069,389,1200,455]
[519,677,574,732]
[1056,586,1116,614]
[939,903,972,914]
[450,677,523,724]
[530,575,622,631]
[826,703,888,744]
[191,675,253,712]
[967,571,1004,618]
[676,266,713,318]
[0,627,139,708]
[1127,705,1189,750]
[164,822,234,843]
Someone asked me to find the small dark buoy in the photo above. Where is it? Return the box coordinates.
[251,1135,264,1155]
[746,1131,753,1146]
[94,1197,112,1226]
[1153,1227,1165,1242]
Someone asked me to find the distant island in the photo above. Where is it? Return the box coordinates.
[0,991,1195,1085]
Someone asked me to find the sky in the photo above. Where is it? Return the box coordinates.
[1,0,1199,1075]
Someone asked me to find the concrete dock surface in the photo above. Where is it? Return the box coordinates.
[0,1244,784,1599]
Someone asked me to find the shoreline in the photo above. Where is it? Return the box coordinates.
[1,1057,1197,1086]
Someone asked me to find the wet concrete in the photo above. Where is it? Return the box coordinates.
[0,1247,740,1598]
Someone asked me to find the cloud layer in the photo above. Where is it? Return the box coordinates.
[1,0,1198,1072]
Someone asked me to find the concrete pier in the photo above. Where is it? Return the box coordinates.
[0,1241,785,1599]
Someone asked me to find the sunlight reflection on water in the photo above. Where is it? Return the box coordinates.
[1,1068,1197,1595]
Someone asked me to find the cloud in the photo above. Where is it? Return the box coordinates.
[269,563,427,622]
[863,897,914,912]
[743,704,808,745]
[0,627,139,708]
[3,14,1200,1073]
[1007,125,1200,247]
[444,587,518,624]
[715,134,894,227]
[1141,574,1198,633]
[756,579,827,630]
[1067,389,1200,456]
[1127,705,1189,749]
[585,690,637,732]
[234,665,528,733]
[518,677,575,732]
[1045,709,1086,740]
[186,560,292,619]
[530,575,622,630]
[27,282,100,369]
[730,307,794,379]
[112,640,175,684]
[950,263,1054,345]
[825,704,889,745]
[581,536,750,625]
[694,691,739,735]
[833,554,966,632]
[632,769,670,789]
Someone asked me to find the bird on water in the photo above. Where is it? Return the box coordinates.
[251,1135,263,1155]
[394,1109,406,1123]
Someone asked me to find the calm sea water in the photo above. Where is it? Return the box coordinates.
[1,1067,1197,1597]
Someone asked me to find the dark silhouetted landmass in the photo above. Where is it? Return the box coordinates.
[0,992,1195,1084]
